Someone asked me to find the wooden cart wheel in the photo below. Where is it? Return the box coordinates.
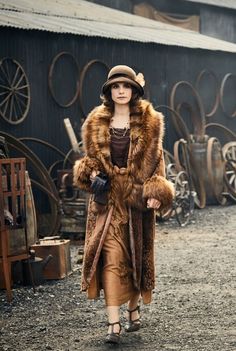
[222,141,236,162]
[224,160,236,197]
[222,142,236,197]
[174,171,194,227]
[174,139,204,208]
[0,57,30,124]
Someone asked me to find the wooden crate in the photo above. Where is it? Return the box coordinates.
[31,239,71,280]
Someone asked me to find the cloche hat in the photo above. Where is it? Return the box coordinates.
[102,65,145,96]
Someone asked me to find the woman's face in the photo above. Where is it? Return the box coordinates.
[110,82,132,105]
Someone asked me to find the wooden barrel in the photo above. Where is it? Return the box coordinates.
[206,137,225,205]
[189,137,225,205]
[189,140,207,208]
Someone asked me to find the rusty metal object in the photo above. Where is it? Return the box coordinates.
[18,137,74,180]
[58,169,87,241]
[79,59,109,118]
[222,142,236,198]
[157,147,195,226]
[170,81,206,140]
[195,69,219,118]
[174,170,194,227]
[174,139,205,208]
[19,137,69,160]
[167,75,236,209]
[0,132,60,236]
[164,149,175,167]
[48,51,80,107]
[0,57,30,124]
[224,161,236,198]
[220,73,236,119]
[156,104,191,143]
[206,137,226,205]
[205,123,236,143]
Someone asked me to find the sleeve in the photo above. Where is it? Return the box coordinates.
[142,148,175,212]
[73,156,102,192]
[73,109,104,192]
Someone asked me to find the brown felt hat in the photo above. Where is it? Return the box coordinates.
[102,65,145,96]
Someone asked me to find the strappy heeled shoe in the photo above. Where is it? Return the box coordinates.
[124,305,141,332]
[105,321,122,344]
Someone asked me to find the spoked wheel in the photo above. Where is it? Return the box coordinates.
[174,171,195,227]
[222,142,236,197]
[0,57,30,124]
[224,160,236,197]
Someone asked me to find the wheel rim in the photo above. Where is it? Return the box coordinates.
[0,57,30,124]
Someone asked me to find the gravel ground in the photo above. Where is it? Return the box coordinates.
[1,205,236,351]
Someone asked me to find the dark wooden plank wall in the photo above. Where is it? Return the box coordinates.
[200,6,236,43]
[0,27,236,159]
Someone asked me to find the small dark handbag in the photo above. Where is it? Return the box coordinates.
[91,172,110,205]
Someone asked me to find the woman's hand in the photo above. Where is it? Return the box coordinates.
[147,198,161,209]
[90,170,99,181]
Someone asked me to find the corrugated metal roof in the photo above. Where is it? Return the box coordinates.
[183,0,236,10]
[1,0,236,53]
[0,0,196,30]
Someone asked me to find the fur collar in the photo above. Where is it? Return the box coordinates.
[81,99,164,177]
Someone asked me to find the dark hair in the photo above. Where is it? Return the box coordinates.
[101,86,142,116]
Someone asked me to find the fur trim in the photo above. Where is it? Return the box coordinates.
[80,100,171,294]
[73,156,101,192]
[143,175,175,213]
[80,100,165,181]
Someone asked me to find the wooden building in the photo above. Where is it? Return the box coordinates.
[88,0,236,43]
[0,0,235,163]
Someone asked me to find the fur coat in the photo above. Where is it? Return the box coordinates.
[73,99,174,297]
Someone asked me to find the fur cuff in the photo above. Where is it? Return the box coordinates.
[143,175,175,212]
[73,156,101,192]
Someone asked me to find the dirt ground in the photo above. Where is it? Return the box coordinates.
[1,204,236,351]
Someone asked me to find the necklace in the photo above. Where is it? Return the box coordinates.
[110,126,130,138]
[110,117,130,139]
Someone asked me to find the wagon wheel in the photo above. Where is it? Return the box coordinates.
[0,57,30,124]
[174,139,203,208]
[224,160,236,197]
[222,141,236,162]
[174,171,194,227]
[222,142,236,197]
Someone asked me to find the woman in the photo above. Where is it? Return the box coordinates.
[73,65,174,344]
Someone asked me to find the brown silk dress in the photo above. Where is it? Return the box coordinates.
[87,128,152,305]
[101,128,139,306]
[88,129,138,306]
